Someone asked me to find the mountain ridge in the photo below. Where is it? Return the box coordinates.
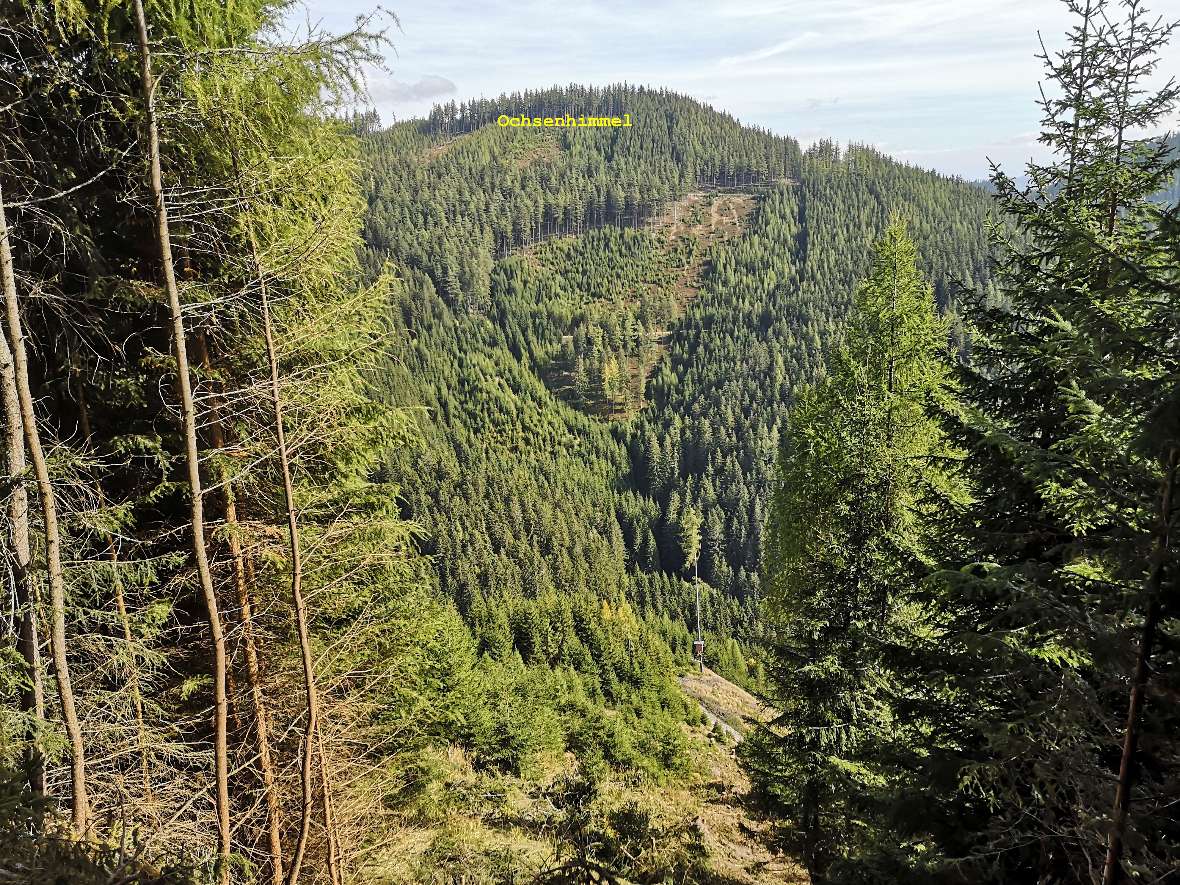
[362,83,997,684]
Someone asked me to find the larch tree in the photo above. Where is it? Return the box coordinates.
[750,219,965,880]
[0,230,42,799]
[184,19,393,882]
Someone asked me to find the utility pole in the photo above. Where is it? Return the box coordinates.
[679,503,704,674]
[693,557,704,674]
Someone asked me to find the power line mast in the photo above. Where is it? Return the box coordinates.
[693,557,704,674]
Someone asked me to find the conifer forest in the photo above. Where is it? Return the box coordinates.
[0,0,1178,883]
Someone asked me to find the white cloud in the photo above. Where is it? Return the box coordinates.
[293,0,1180,179]
[719,32,820,66]
[369,74,457,104]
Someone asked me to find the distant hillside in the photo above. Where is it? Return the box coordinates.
[1158,133,1180,205]
[631,141,995,617]
[361,84,799,308]
[363,83,997,669]
[357,85,1176,885]
[970,132,1179,202]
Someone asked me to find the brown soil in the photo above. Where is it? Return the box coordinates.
[651,191,757,303]
[682,668,805,884]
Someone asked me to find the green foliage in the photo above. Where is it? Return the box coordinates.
[905,2,1180,878]
[17,1,1175,876]
[493,226,689,416]
[749,3,1180,881]
[363,87,997,697]
[0,1,452,876]
[372,242,701,782]
[677,504,702,575]
[633,146,994,619]
[455,645,696,782]
[749,220,966,877]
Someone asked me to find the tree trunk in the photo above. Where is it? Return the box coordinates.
[132,3,231,877]
[1102,446,1178,884]
[231,528,286,885]
[241,219,321,885]
[0,181,89,832]
[0,264,43,797]
[317,727,342,885]
[801,775,820,878]
[196,334,285,885]
[1105,2,1140,239]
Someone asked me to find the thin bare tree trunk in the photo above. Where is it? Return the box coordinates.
[226,658,242,733]
[1103,446,1178,885]
[196,334,285,885]
[229,519,285,885]
[317,727,342,885]
[0,280,43,797]
[132,3,230,877]
[0,181,89,832]
[241,221,320,885]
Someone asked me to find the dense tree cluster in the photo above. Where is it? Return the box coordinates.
[747,220,969,877]
[752,1,1180,881]
[633,146,996,613]
[0,2,512,881]
[491,226,690,415]
[361,84,799,311]
[377,266,704,710]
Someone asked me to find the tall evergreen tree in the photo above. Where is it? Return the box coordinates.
[749,219,965,880]
[911,1,1180,879]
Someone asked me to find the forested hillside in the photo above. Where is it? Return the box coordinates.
[1157,132,1180,204]
[362,85,997,663]
[2,10,992,880]
[631,145,995,612]
[3,0,1177,883]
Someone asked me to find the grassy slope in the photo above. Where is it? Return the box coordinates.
[362,685,804,885]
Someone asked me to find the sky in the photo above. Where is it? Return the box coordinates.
[293,0,1180,180]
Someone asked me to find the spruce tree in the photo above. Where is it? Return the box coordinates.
[920,0,1180,878]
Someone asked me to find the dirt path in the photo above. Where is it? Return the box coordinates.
[680,668,806,884]
[692,747,808,885]
[679,666,772,739]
